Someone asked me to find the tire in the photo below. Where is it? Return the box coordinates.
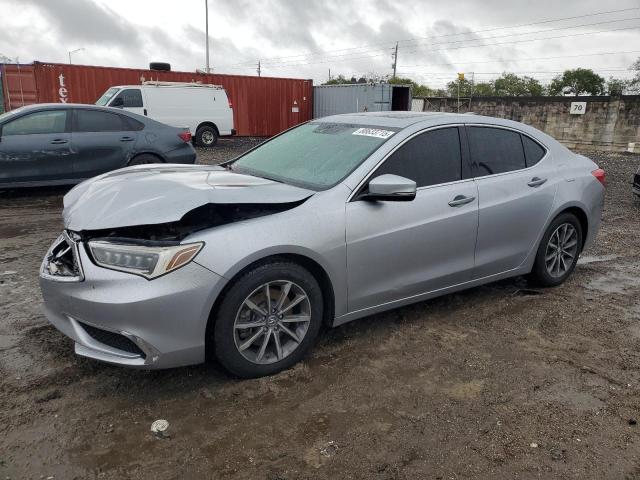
[128,154,161,166]
[212,261,323,378]
[529,213,583,287]
[195,126,218,147]
[149,62,171,71]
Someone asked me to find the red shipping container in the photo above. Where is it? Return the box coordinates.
[1,62,313,136]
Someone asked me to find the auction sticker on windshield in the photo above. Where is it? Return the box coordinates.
[352,128,395,139]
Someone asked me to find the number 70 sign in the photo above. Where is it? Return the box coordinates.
[570,102,587,115]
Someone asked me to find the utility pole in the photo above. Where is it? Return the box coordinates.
[257,60,261,77]
[205,0,210,73]
[391,42,398,79]
[457,72,464,112]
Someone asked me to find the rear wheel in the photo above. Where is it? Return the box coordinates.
[195,126,218,147]
[530,213,582,287]
[212,261,323,378]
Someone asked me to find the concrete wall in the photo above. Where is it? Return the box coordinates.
[414,95,640,153]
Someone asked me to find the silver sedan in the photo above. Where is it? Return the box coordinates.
[39,112,605,378]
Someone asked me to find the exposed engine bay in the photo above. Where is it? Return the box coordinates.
[76,201,307,243]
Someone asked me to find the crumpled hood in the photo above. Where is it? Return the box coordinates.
[63,164,314,231]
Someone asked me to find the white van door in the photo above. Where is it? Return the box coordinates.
[108,88,146,117]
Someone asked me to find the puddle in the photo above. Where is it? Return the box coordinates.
[578,254,619,265]
[538,383,606,411]
[625,305,640,321]
[587,272,640,294]
[514,288,544,296]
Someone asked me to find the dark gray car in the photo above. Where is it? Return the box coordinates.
[0,103,196,188]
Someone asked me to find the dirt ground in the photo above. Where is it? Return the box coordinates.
[1,141,639,480]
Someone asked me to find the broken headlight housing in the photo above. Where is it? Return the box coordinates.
[88,241,203,279]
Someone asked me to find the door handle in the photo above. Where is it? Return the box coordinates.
[50,139,68,145]
[120,136,135,142]
[528,177,547,187]
[448,195,476,207]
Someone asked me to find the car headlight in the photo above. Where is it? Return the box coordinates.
[88,241,203,279]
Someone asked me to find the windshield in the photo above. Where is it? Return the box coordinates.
[231,122,397,190]
[95,87,120,106]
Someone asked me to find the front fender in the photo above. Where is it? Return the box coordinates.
[187,193,349,318]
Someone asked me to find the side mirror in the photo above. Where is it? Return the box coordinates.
[362,174,416,201]
[110,97,124,108]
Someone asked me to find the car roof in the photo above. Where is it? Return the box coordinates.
[5,103,145,118]
[7,103,129,112]
[1,103,166,126]
[315,111,531,131]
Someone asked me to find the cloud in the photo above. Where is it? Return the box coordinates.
[0,0,638,87]
[22,0,142,49]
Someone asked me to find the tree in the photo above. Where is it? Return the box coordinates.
[524,76,545,96]
[548,68,605,96]
[492,73,543,96]
[473,81,495,96]
[606,77,628,95]
[322,74,351,85]
[446,78,475,97]
[629,57,640,93]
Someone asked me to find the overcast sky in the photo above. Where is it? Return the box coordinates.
[0,0,639,88]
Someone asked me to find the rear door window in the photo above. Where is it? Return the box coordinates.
[2,110,67,136]
[522,135,546,167]
[467,126,526,176]
[74,109,126,132]
[374,127,462,187]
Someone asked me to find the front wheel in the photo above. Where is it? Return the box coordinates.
[212,261,323,378]
[530,213,583,287]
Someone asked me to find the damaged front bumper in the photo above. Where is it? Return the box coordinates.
[39,234,226,369]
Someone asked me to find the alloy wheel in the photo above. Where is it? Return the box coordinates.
[233,280,311,364]
[545,223,578,278]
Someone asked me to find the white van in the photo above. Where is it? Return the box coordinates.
[96,81,235,147]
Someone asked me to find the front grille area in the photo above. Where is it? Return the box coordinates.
[42,233,83,280]
[81,323,146,357]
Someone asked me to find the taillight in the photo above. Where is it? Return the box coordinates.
[228,99,233,109]
[178,131,192,143]
[591,168,605,186]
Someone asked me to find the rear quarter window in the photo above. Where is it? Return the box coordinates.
[522,135,546,167]
[123,116,145,131]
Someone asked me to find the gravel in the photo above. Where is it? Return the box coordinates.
[0,142,639,479]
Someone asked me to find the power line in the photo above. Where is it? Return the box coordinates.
[400,17,640,56]
[223,18,640,71]
[397,50,640,68]
[217,7,640,68]
[397,68,631,75]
